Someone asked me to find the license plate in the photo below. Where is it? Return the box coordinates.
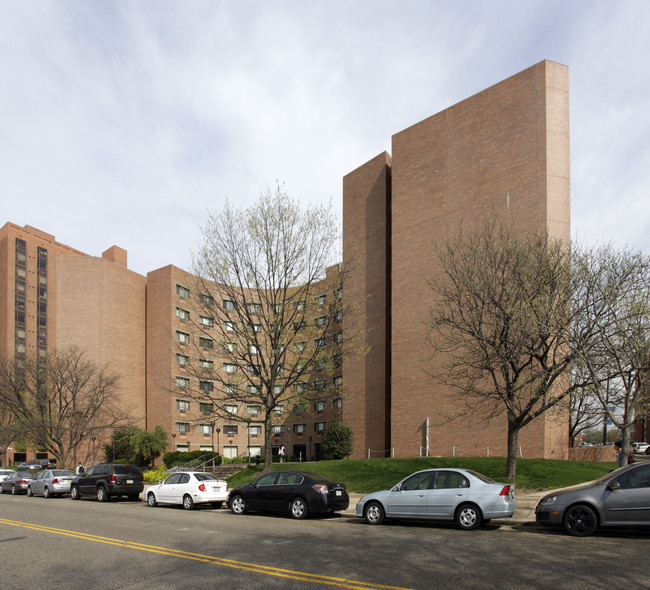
[335,490,342,496]
[126,479,133,484]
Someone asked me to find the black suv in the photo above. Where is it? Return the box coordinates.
[70,463,144,502]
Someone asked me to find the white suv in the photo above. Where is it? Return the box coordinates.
[631,441,649,453]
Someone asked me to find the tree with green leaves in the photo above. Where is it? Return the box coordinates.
[106,425,169,467]
[321,419,353,460]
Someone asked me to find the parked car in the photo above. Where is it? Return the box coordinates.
[70,463,144,502]
[27,469,76,498]
[17,461,41,470]
[0,470,14,483]
[355,468,516,530]
[535,461,650,536]
[146,471,228,510]
[39,458,57,469]
[228,470,349,519]
[631,441,649,454]
[1,471,38,494]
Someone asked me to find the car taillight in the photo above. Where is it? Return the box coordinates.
[499,485,511,496]
[52,479,59,485]
[18,479,26,484]
[110,475,116,483]
[198,484,206,492]
[312,484,328,495]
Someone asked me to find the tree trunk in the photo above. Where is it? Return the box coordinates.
[506,423,519,479]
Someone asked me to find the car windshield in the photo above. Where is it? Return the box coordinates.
[52,470,75,477]
[194,473,218,481]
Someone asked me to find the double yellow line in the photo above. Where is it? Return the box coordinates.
[0,517,414,590]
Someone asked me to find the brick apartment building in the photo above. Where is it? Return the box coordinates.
[0,59,571,464]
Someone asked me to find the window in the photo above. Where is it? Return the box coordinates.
[314,400,326,413]
[294,320,305,332]
[433,471,469,490]
[247,323,261,333]
[223,299,236,312]
[247,302,262,315]
[294,300,306,312]
[333,375,342,387]
[293,402,307,415]
[334,331,343,344]
[272,425,284,435]
[274,404,285,415]
[249,344,259,355]
[334,288,342,300]
[294,382,306,393]
[200,424,212,436]
[199,337,214,350]
[224,404,238,414]
[176,284,189,299]
[199,380,213,393]
[314,380,326,391]
[293,424,306,435]
[402,472,436,491]
[315,316,327,328]
[246,364,260,375]
[248,425,262,437]
[176,399,190,413]
[224,321,236,333]
[176,354,189,367]
[201,293,214,307]
[273,385,283,395]
[223,341,237,352]
[334,397,342,409]
[176,307,190,321]
[224,424,238,435]
[176,331,189,345]
[223,383,237,394]
[247,384,259,395]
[199,358,213,370]
[334,353,342,367]
[176,377,189,390]
[315,337,326,348]
[315,421,326,433]
[273,303,283,315]
[317,294,327,307]
[223,363,237,374]
[200,315,213,327]
[176,422,190,434]
[200,402,213,414]
[294,341,306,353]
[247,405,261,416]
[335,310,342,323]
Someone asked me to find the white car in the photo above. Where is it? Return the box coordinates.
[631,442,649,453]
[146,471,228,510]
[0,470,14,483]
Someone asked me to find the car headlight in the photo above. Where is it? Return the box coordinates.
[539,495,557,506]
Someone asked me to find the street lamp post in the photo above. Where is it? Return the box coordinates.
[215,427,221,455]
[91,436,96,464]
[172,432,176,451]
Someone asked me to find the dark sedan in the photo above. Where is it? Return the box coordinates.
[536,461,650,536]
[228,470,349,519]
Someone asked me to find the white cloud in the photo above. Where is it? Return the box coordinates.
[2,0,650,274]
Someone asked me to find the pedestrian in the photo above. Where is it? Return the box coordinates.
[278,445,285,463]
[614,440,625,467]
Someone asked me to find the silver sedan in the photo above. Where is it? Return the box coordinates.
[0,471,37,494]
[27,469,76,498]
[356,468,516,530]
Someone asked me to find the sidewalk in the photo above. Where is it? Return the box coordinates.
[343,490,546,524]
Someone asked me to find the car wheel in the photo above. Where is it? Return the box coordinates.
[43,486,51,499]
[211,501,223,509]
[290,497,308,520]
[563,504,598,537]
[230,494,247,515]
[183,494,195,510]
[96,486,109,502]
[70,485,80,500]
[364,501,385,525]
[27,486,33,497]
[147,493,157,507]
[455,503,482,531]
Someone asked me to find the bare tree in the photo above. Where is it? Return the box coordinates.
[0,402,22,468]
[426,216,588,478]
[569,386,605,447]
[180,185,346,471]
[572,245,650,465]
[0,346,128,468]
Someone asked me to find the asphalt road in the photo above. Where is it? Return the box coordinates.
[1,493,648,590]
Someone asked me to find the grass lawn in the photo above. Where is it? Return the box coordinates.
[227,456,618,494]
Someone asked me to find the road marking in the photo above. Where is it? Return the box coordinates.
[0,518,414,590]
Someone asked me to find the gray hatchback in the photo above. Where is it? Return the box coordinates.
[536,461,650,536]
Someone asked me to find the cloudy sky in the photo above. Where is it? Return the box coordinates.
[2,1,649,275]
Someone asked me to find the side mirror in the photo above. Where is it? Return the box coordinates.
[607,480,621,491]
[391,483,401,492]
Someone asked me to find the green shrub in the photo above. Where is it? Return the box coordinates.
[143,466,169,482]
